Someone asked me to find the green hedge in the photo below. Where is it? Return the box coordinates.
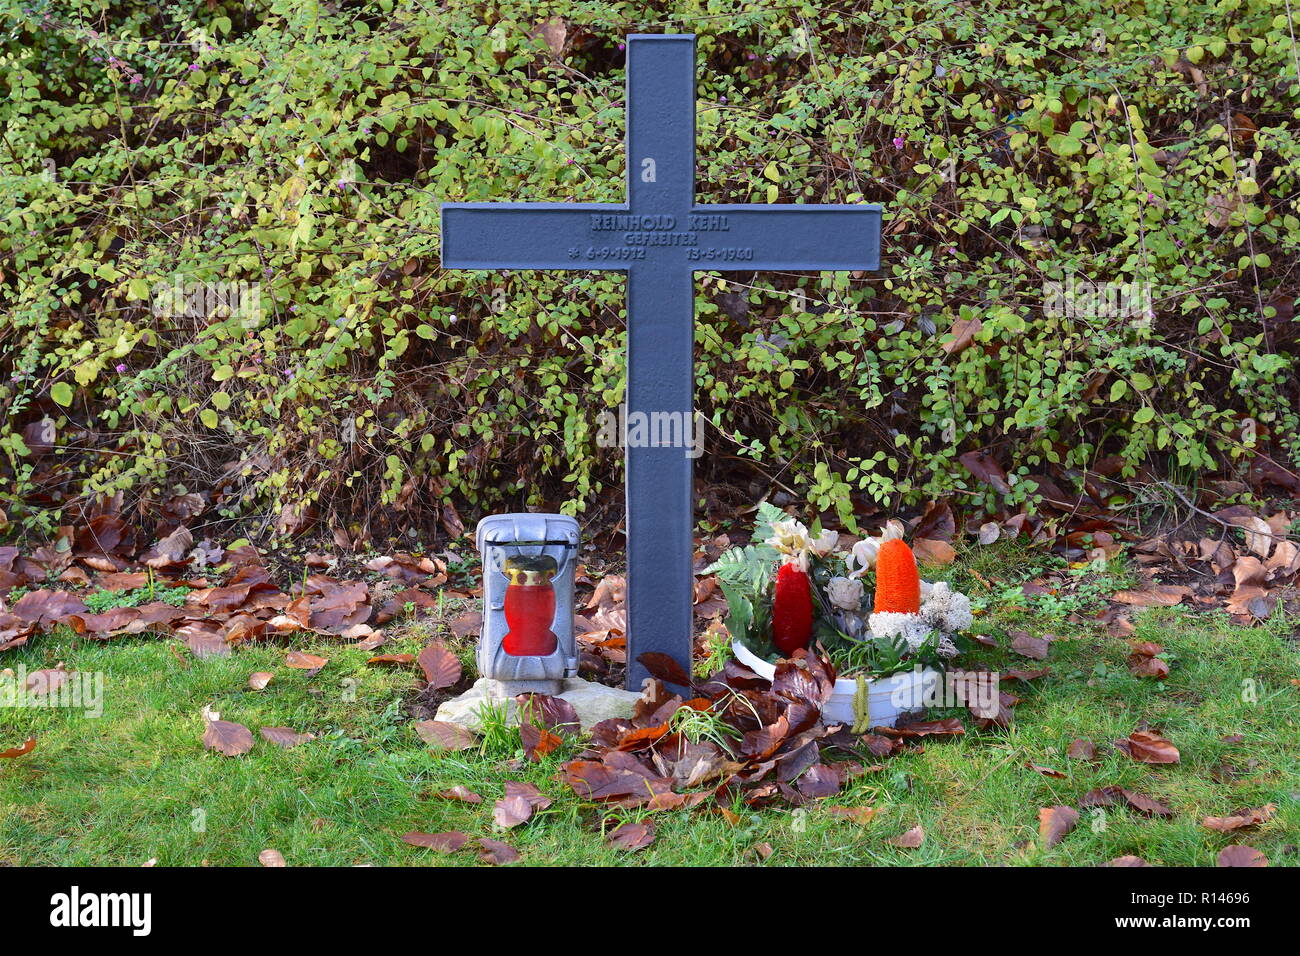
[2,0,1298,538]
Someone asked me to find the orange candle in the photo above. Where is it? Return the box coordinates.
[873,539,921,615]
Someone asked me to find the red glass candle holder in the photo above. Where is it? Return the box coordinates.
[502,556,559,657]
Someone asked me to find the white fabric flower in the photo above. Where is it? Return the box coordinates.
[765,519,838,571]
[845,519,906,579]
[765,518,810,557]
[810,528,839,558]
[827,575,864,611]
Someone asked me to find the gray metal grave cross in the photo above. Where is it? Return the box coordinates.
[441,34,881,690]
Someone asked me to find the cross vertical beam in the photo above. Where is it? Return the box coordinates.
[624,35,697,691]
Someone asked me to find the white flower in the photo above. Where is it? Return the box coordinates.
[765,520,838,571]
[810,528,839,558]
[845,519,906,578]
[765,518,810,564]
[827,576,864,611]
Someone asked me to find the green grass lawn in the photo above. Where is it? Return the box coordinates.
[1,550,1297,866]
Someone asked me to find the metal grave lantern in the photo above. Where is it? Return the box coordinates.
[476,513,580,698]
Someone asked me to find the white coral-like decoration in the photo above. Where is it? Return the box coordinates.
[868,610,934,648]
[867,580,972,659]
[918,581,974,634]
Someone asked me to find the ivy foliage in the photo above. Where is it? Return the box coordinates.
[2,0,1298,538]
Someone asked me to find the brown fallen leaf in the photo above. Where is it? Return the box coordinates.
[1127,640,1170,680]
[185,631,232,659]
[1095,605,1135,637]
[285,651,328,671]
[1128,655,1170,676]
[959,450,1012,494]
[493,794,534,828]
[887,825,925,848]
[636,651,692,688]
[1112,584,1190,607]
[1216,510,1274,559]
[402,831,470,852]
[606,821,655,850]
[414,719,477,752]
[912,538,957,565]
[876,718,964,738]
[491,785,556,829]
[203,719,254,757]
[448,610,482,640]
[515,693,581,734]
[351,630,387,652]
[1039,805,1079,847]
[942,316,982,355]
[1114,729,1180,764]
[366,653,415,667]
[1067,738,1097,760]
[585,574,626,609]
[436,786,483,804]
[520,723,564,763]
[1027,762,1067,778]
[556,759,673,804]
[418,643,461,689]
[1202,804,1276,833]
[1217,845,1268,867]
[258,848,286,867]
[827,806,879,824]
[12,589,88,627]
[1105,855,1151,867]
[531,15,567,57]
[477,837,519,865]
[247,672,273,690]
[260,726,315,748]
[1226,555,1272,617]
[504,780,553,811]
[141,526,193,568]
[0,737,37,759]
[1010,631,1051,660]
[1080,786,1174,818]
[1118,790,1175,818]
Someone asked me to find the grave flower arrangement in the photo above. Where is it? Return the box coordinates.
[707,503,974,678]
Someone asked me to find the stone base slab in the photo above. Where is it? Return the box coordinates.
[435,677,643,732]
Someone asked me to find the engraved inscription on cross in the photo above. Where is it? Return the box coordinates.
[440,34,881,691]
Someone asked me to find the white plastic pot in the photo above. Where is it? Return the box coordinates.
[731,640,937,728]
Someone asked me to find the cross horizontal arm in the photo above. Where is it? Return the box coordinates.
[441,203,627,270]
[694,204,882,271]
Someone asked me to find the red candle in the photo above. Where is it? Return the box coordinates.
[502,558,558,656]
[772,561,813,655]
